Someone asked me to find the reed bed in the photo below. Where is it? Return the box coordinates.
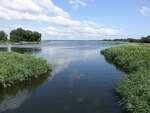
[0,52,51,88]
[101,44,150,113]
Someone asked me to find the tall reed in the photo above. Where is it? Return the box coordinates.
[0,52,51,88]
[101,44,150,113]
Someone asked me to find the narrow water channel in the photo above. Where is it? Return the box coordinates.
[0,41,126,113]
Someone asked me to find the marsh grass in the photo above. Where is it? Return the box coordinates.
[101,44,150,113]
[0,52,51,88]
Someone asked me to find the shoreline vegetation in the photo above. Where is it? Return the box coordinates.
[0,52,51,88]
[101,43,150,113]
[0,28,41,43]
[98,35,150,44]
[1,27,150,112]
[0,28,52,88]
[97,41,128,44]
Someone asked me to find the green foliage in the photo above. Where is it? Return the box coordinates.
[0,31,8,41]
[125,38,140,43]
[141,36,150,43]
[123,36,150,43]
[100,35,150,43]
[97,41,128,44]
[10,28,41,42]
[0,52,50,88]
[101,44,150,113]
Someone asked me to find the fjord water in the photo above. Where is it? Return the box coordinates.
[0,41,125,113]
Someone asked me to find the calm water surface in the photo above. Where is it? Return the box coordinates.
[0,41,126,113]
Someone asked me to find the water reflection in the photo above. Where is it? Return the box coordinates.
[11,47,41,54]
[0,91,29,112]
[41,46,101,76]
[0,41,126,113]
[0,47,41,54]
[0,48,8,51]
[0,73,52,112]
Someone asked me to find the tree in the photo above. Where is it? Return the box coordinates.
[126,38,140,42]
[140,36,150,43]
[10,28,41,42]
[0,31,8,41]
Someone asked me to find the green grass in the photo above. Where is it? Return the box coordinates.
[101,44,150,113]
[0,52,51,88]
[97,41,128,44]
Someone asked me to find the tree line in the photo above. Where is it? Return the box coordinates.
[0,28,41,42]
[102,36,150,43]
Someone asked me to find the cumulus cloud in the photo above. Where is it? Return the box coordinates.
[0,24,121,40]
[0,0,121,40]
[140,6,150,16]
[0,0,69,23]
[0,0,41,13]
[68,0,95,9]
[69,0,87,9]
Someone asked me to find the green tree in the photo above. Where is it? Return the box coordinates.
[140,36,150,43]
[0,31,8,41]
[126,38,140,42]
[10,28,41,42]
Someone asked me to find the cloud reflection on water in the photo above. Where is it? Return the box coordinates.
[41,45,101,76]
[0,91,29,112]
[0,41,105,112]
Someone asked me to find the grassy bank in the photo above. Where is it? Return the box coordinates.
[0,52,51,88]
[101,44,150,113]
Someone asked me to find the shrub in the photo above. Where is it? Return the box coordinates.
[10,28,41,42]
[0,31,7,41]
[141,36,150,43]
[126,38,140,42]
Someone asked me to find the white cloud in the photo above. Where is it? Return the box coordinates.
[0,0,41,13]
[0,0,121,40]
[140,6,150,16]
[0,0,69,21]
[69,0,87,9]
[0,24,121,40]
[68,0,95,9]
[37,0,69,17]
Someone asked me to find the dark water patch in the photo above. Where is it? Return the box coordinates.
[0,73,52,113]
[11,47,41,54]
[0,48,8,51]
[0,47,41,55]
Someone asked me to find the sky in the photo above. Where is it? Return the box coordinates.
[0,0,150,40]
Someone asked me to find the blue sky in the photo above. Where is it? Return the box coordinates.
[0,0,150,40]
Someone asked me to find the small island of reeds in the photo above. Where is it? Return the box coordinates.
[0,52,51,88]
